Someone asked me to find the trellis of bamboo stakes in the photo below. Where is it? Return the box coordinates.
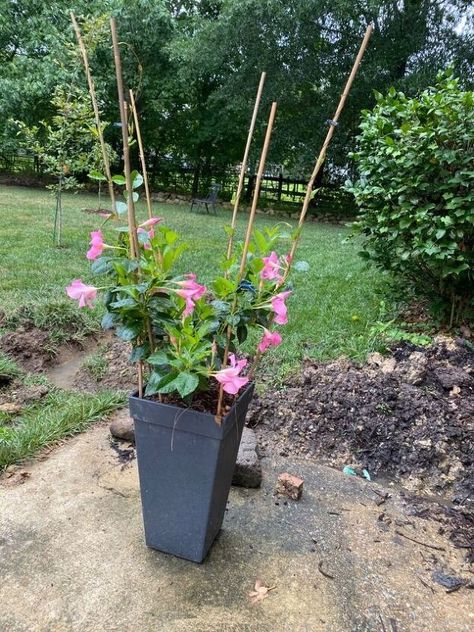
[110,17,144,395]
[215,101,278,421]
[248,24,374,380]
[224,71,266,272]
[129,89,153,220]
[70,12,116,215]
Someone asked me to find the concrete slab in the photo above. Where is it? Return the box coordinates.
[1,418,472,632]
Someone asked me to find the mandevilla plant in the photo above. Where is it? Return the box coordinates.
[66,194,294,403]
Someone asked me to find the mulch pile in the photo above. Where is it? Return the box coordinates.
[249,336,474,501]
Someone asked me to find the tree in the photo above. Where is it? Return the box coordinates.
[16,85,114,245]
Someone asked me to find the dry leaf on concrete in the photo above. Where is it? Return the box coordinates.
[248,579,276,604]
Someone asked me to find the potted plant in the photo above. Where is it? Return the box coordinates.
[66,204,296,562]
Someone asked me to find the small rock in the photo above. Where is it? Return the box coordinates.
[232,427,262,488]
[110,413,135,443]
[276,472,304,500]
[0,402,22,414]
[398,352,428,385]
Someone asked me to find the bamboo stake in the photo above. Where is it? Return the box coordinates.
[129,89,153,219]
[110,18,139,258]
[71,12,116,214]
[287,24,373,264]
[216,101,278,420]
[225,71,266,268]
[110,18,143,396]
[249,25,373,380]
[240,101,278,276]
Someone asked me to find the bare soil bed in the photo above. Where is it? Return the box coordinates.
[249,336,474,503]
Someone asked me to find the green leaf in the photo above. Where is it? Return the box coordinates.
[174,372,199,398]
[89,170,106,181]
[111,175,126,185]
[148,351,169,366]
[91,257,113,275]
[131,172,144,189]
[115,201,128,215]
[101,312,117,330]
[116,325,140,342]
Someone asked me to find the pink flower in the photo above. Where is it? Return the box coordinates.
[86,230,104,260]
[215,354,249,395]
[260,251,282,281]
[257,328,282,353]
[176,273,207,317]
[139,217,163,229]
[66,279,98,309]
[271,290,292,325]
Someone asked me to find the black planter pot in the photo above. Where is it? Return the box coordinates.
[129,382,254,563]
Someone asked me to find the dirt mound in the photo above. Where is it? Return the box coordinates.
[0,325,53,372]
[250,337,474,501]
[72,339,136,394]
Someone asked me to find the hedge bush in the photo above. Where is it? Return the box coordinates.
[347,72,474,324]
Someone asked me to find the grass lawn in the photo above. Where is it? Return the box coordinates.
[0,184,390,375]
[0,184,392,467]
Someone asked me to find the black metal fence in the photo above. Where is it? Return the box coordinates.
[0,152,355,218]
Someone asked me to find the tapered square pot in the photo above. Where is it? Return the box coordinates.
[129,382,254,563]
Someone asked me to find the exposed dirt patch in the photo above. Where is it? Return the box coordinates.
[0,325,54,372]
[72,339,136,393]
[0,381,49,410]
[250,336,474,502]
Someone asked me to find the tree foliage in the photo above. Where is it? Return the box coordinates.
[0,1,472,184]
[347,72,474,323]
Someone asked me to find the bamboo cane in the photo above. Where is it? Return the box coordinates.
[287,24,373,264]
[110,18,143,395]
[129,89,153,219]
[225,71,266,268]
[249,25,373,380]
[216,101,278,420]
[110,18,139,258]
[71,12,116,215]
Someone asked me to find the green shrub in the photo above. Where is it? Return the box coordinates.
[347,72,474,324]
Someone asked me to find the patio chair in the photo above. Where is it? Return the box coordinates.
[190,183,221,215]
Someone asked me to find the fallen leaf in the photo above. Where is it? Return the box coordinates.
[248,578,276,604]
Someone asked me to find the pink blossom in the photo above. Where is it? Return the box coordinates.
[86,230,105,260]
[257,328,282,353]
[176,273,207,317]
[66,279,98,309]
[260,251,282,281]
[215,354,249,395]
[139,217,163,229]
[271,290,292,325]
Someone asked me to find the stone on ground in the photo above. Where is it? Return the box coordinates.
[232,426,262,488]
[109,409,135,443]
